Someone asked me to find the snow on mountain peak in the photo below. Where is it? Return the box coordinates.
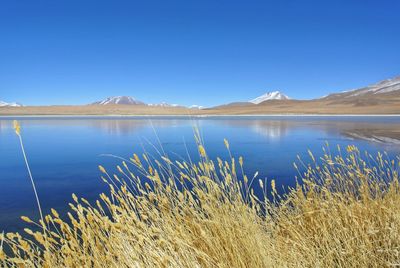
[0,100,23,107]
[93,96,145,105]
[148,102,180,107]
[347,77,400,97]
[189,105,205,109]
[250,91,290,104]
[321,76,400,100]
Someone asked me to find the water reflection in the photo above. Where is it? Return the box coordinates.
[213,120,291,139]
[88,120,150,135]
[1,117,400,144]
[88,119,188,135]
[0,118,189,135]
[0,120,9,133]
[212,117,400,145]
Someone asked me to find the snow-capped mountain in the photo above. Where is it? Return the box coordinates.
[92,96,186,108]
[92,96,146,105]
[250,91,290,104]
[189,105,205,109]
[0,100,23,107]
[323,76,400,100]
[148,102,180,107]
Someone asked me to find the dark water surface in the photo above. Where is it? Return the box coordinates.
[1,116,400,232]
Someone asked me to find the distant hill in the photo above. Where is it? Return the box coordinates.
[212,102,255,109]
[189,105,206,110]
[319,77,400,107]
[148,102,181,108]
[0,100,22,107]
[2,76,400,115]
[91,96,146,105]
[250,91,290,104]
[210,76,400,114]
[213,91,290,108]
[92,96,189,108]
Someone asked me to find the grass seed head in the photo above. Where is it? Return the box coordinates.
[13,120,21,136]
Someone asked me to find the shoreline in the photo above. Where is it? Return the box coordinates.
[1,114,400,118]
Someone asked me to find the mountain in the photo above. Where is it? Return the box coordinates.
[211,76,400,114]
[322,77,400,100]
[148,102,180,107]
[2,76,400,115]
[0,100,22,107]
[92,96,185,108]
[250,91,290,104]
[189,105,205,110]
[92,96,145,105]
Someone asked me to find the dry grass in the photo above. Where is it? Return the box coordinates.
[1,134,400,267]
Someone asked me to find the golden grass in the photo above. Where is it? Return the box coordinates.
[1,133,399,267]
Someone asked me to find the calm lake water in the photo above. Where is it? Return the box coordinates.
[1,116,400,232]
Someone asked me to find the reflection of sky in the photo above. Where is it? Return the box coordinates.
[0,120,11,133]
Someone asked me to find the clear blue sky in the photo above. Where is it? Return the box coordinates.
[0,0,399,106]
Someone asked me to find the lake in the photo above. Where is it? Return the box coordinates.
[1,116,400,233]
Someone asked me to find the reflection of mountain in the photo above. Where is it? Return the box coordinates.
[0,118,188,136]
[216,120,291,139]
[344,132,400,145]
[1,117,399,145]
[251,120,293,139]
[88,119,187,135]
[216,117,400,145]
[88,120,149,135]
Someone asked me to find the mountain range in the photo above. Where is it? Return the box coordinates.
[90,96,198,109]
[321,76,400,102]
[1,76,400,114]
[0,101,22,107]
[89,90,291,109]
[250,91,290,104]
[215,76,400,108]
[91,96,145,106]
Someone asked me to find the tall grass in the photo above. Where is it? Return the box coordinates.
[12,120,45,227]
[0,126,399,267]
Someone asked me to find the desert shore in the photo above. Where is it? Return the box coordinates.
[1,98,400,116]
[1,114,400,118]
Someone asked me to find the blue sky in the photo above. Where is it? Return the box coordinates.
[0,0,399,106]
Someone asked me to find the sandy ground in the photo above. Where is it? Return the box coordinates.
[342,128,400,145]
[206,99,400,115]
[1,98,400,116]
[0,105,194,116]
